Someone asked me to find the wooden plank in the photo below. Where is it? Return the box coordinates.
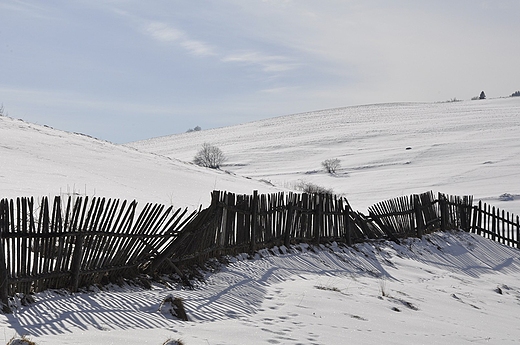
[20,198,29,293]
[70,196,89,291]
[517,215,520,249]
[0,199,10,311]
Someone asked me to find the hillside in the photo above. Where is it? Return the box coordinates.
[0,116,282,209]
[129,98,520,214]
[1,100,520,344]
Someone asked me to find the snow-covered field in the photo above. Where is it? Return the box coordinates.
[1,98,520,344]
[3,232,520,344]
[130,97,520,215]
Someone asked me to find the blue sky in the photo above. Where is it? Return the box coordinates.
[1,0,519,143]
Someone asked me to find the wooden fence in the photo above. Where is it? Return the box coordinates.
[151,191,475,271]
[0,196,197,312]
[1,190,519,313]
[471,200,520,248]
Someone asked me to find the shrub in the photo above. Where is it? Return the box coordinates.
[479,91,486,99]
[511,91,520,97]
[193,143,226,169]
[322,158,340,174]
[295,181,333,195]
[186,125,202,133]
[446,98,461,103]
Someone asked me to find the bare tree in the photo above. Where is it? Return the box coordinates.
[193,143,226,169]
[322,158,341,174]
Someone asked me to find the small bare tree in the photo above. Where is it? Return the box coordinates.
[193,143,226,169]
[322,158,340,174]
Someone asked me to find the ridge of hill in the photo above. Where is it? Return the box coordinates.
[0,116,282,209]
[129,98,520,214]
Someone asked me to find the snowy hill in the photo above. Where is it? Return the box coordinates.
[0,116,282,209]
[1,99,520,344]
[129,98,520,214]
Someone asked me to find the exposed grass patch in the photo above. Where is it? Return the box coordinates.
[314,285,342,293]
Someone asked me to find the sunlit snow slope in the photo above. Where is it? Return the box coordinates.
[129,98,520,214]
[0,116,281,209]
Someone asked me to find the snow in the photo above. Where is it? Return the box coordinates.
[1,98,520,344]
[3,233,520,344]
[0,117,282,209]
[130,97,520,215]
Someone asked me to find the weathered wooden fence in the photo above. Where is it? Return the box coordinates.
[0,196,197,312]
[151,191,476,272]
[1,190,518,313]
[471,200,520,248]
[368,192,474,238]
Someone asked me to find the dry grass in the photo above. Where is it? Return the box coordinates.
[7,336,37,345]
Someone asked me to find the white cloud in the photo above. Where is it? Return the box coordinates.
[259,86,298,94]
[181,40,215,57]
[222,51,300,73]
[145,21,215,57]
[146,22,183,42]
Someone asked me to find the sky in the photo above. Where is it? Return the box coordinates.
[1,0,520,143]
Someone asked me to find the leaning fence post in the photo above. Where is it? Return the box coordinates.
[414,195,423,238]
[70,196,88,292]
[440,194,447,231]
[344,205,352,246]
[70,233,85,292]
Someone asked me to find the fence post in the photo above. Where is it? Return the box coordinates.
[476,201,482,235]
[70,196,88,292]
[491,206,497,241]
[314,195,322,244]
[0,200,9,312]
[459,199,466,232]
[250,190,258,254]
[70,233,85,292]
[0,248,8,312]
[220,192,228,249]
[284,202,293,248]
[414,195,423,238]
[344,205,352,246]
[471,204,478,234]
[440,194,447,231]
[516,215,519,249]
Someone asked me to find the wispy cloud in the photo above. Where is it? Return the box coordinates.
[222,51,300,72]
[259,86,298,94]
[145,21,300,73]
[145,21,215,57]
[146,22,183,42]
